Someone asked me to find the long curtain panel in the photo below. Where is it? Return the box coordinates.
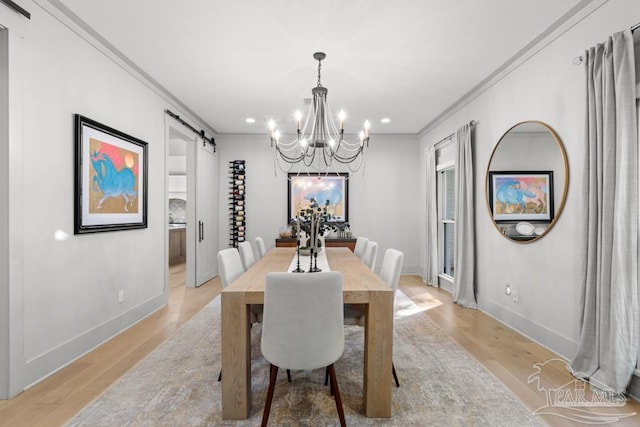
[570,30,638,393]
[452,123,477,308]
[423,147,439,286]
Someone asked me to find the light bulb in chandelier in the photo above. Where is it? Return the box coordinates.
[267,52,370,177]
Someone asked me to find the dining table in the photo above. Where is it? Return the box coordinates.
[221,246,394,419]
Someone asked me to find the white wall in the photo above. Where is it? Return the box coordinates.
[419,0,640,359]
[0,23,10,397]
[0,2,214,396]
[216,133,422,273]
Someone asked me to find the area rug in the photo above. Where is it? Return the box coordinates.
[66,291,542,426]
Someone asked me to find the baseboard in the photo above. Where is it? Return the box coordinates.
[401,265,422,275]
[479,295,577,361]
[22,293,166,391]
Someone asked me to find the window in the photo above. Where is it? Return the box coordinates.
[438,167,455,279]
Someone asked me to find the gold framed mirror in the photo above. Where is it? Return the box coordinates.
[485,121,569,243]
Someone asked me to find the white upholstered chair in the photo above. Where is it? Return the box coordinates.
[353,236,368,260]
[255,236,267,259]
[237,241,256,271]
[363,240,378,270]
[216,247,261,382]
[217,247,244,288]
[343,248,404,387]
[260,272,346,427]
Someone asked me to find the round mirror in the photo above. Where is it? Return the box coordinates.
[485,121,569,243]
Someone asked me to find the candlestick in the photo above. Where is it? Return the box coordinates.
[292,237,304,273]
[315,211,321,249]
[310,214,315,249]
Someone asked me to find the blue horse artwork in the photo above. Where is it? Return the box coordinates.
[89,140,138,213]
[495,179,536,214]
[491,173,552,220]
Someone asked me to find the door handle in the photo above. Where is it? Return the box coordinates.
[198,221,204,242]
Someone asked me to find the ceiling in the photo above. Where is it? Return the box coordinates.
[55,0,587,136]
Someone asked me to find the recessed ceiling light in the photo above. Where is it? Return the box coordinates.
[380,118,391,124]
[245,117,255,124]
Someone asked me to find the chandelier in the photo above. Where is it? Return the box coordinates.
[268,52,370,176]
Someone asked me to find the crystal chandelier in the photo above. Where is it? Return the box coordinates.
[268,52,370,176]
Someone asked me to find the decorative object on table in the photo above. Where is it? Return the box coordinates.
[291,198,339,273]
[288,173,348,223]
[74,114,148,234]
[267,52,370,176]
[278,226,292,238]
[515,221,535,236]
[228,160,245,247]
[333,222,351,238]
[487,170,554,222]
[292,200,338,250]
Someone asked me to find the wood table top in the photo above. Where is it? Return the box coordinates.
[222,247,390,304]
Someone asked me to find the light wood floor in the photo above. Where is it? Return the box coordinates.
[0,270,638,426]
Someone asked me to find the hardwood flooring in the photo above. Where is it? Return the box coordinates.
[0,271,638,426]
[401,275,640,427]
[0,263,221,427]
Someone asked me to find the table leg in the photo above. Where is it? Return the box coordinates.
[363,290,393,417]
[221,292,251,419]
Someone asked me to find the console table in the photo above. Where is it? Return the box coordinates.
[275,237,357,252]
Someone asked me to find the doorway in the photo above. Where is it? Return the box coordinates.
[165,118,218,290]
[167,124,192,288]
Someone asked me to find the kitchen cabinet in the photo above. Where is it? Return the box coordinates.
[169,227,187,265]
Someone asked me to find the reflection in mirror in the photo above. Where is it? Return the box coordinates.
[486,121,568,243]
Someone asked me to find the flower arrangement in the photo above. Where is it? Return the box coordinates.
[289,198,349,249]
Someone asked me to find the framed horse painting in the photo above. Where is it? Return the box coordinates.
[74,114,148,234]
[487,170,554,222]
[287,172,349,224]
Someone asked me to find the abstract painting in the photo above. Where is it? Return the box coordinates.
[288,173,348,223]
[74,114,148,234]
[488,171,554,222]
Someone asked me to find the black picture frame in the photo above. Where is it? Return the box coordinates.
[74,114,148,234]
[287,173,349,223]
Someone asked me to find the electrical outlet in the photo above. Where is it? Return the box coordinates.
[512,288,519,302]
[118,290,125,304]
[505,283,511,295]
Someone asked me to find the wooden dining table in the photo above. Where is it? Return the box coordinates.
[221,247,394,419]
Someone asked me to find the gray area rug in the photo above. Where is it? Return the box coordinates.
[67,291,542,426]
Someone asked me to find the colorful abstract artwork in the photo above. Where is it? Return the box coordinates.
[89,138,139,214]
[288,173,348,222]
[488,171,554,221]
[75,115,148,234]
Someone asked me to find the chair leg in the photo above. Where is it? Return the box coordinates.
[327,364,346,427]
[392,362,400,387]
[323,366,335,395]
[261,364,279,427]
[287,369,292,383]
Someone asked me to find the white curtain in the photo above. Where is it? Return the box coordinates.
[423,147,439,286]
[452,124,477,308]
[570,30,638,393]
